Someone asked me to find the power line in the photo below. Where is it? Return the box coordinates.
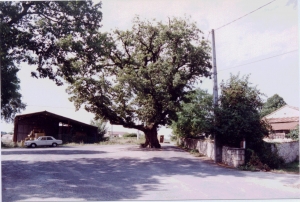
[207,31,211,41]
[215,0,276,30]
[219,49,298,72]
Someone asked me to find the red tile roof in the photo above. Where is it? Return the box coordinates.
[266,117,299,123]
[270,122,299,131]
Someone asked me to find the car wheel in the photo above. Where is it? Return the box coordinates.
[52,143,57,147]
[31,143,37,148]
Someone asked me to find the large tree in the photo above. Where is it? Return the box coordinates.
[215,74,270,149]
[63,17,212,148]
[0,1,102,121]
[260,94,286,117]
[171,89,213,138]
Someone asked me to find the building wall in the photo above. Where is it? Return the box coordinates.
[16,116,59,141]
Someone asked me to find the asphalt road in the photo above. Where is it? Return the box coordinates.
[1,144,300,201]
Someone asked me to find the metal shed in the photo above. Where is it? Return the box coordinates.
[13,111,98,143]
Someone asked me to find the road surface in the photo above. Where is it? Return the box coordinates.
[1,143,299,201]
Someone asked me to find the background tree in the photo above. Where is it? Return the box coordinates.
[90,119,107,141]
[171,89,213,139]
[286,125,299,140]
[0,1,102,122]
[64,17,212,148]
[260,94,287,117]
[215,74,270,149]
[1,57,26,122]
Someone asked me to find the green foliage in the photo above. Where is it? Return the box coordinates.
[286,125,299,140]
[171,89,213,138]
[245,143,285,170]
[1,1,102,122]
[215,73,270,148]
[170,134,177,142]
[260,94,287,118]
[90,119,107,141]
[63,16,212,138]
[123,133,137,138]
[1,57,26,122]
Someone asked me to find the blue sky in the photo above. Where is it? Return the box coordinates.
[1,0,298,136]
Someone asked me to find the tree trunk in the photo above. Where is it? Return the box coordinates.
[141,125,161,148]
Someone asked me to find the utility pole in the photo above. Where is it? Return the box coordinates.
[212,29,220,163]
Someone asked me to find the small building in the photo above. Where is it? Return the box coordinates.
[13,111,98,143]
[263,105,299,139]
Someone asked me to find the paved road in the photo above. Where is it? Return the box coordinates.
[1,144,299,201]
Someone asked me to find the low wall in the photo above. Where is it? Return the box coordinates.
[222,146,245,167]
[198,140,215,160]
[270,141,299,163]
[179,138,245,167]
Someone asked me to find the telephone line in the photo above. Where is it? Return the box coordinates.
[219,49,298,72]
[215,0,276,30]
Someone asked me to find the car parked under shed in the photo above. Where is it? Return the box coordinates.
[13,111,98,144]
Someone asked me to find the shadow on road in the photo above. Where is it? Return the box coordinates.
[2,145,299,201]
[1,149,106,155]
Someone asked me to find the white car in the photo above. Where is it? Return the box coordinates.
[25,136,63,148]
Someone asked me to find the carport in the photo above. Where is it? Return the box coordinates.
[13,111,98,143]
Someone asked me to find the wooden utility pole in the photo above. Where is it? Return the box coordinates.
[211,29,221,163]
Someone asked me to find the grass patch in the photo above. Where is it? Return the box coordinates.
[177,145,205,157]
[98,137,146,145]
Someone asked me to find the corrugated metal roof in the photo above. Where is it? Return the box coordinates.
[15,111,97,129]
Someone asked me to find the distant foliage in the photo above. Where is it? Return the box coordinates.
[286,125,299,140]
[123,133,137,138]
[260,94,286,118]
[90,119,107,141]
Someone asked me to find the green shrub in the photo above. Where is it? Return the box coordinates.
[245,142,285,170]
[286,125,299,140]
[123,133,137,138]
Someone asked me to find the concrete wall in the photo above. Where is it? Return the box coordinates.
[180,138,299,167]
[180,138,245,167]
[270,141,299,163]
[222,146,245,167]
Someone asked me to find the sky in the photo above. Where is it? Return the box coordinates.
[1,0,299,138]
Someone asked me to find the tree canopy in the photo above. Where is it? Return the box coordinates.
[260,94,286,118]
[215,74,270,148]
[171,89,213,138]
[1,1,102,122]
[64,17,212,148]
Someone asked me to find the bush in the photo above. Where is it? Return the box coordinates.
[245,142,285,170]
[286,125,299,140]
[123,133,137,138]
